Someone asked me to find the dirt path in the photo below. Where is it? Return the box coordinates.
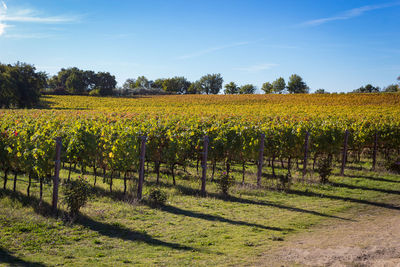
[257,201,400,267]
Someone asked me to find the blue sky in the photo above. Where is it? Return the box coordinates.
[0,0,399,92]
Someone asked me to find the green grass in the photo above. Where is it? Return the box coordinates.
[1,159,400,266]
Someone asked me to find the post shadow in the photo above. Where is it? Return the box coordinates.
[344,174,400,184]
[330,181,400,195]
[0,247,46,267]
[159,204,293,232]
[169,183,352,221]
[286,189,400,211]
[76,215,197,251]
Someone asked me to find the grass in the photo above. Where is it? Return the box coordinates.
[0,158,400,266]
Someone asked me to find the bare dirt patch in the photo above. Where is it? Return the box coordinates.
[257,200,400,267]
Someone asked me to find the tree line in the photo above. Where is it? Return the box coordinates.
[1,61,399,108]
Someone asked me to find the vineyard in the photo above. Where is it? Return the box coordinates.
[1,94,400,195]
[1,94,400,265]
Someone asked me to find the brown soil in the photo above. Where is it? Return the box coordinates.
[256,201,400,267]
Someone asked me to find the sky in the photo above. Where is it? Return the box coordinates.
[0,0,399,93]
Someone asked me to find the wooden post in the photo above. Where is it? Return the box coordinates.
[302,131,310,179]
[137,136,147,200]
[340,130,349,176]
[201,136,209,196]
[372,131,378,171]
[52,137,62,215]
[257,133,265,187]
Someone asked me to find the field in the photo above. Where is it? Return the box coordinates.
[1,94,400,266]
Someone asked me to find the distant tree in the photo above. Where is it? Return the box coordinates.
[162,76,191,94]
[84,70,97,91]
[287,74,309,94]
[352,84,380,93]
[122,78,136,90]
[50,67,107,95]
[224,82,239,94]
[272,77,286,94]
[239,84,256,94]
[187,81,202,94]
[314,89,329,94]
[65,71,87,94]
[261,82,273,94]
[48,68,71,92]
[0,62,46,108]
[135,76,150,89]
[152,78,165,89]
[93,72,116,96]
[383,84,399,93]
[199,73,223,94]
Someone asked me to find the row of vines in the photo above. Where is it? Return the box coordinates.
[1,100,400,198]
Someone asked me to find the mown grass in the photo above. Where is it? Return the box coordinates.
[1,159,400,266]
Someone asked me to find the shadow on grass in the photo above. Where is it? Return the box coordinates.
[330,181,400,195]
[37,96,89,110]
[92,185,128,201]
[159,205,293,232]
[144,180,353,221]
[344,174,400,184]
[0,247,46,267]
[0,189,199,252]
[76,215,197,251]
[286,189,400,211]
[93,184,293,231]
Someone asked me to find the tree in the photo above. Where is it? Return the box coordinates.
[122,78,136,90]
[93,72,116,96]
[162,77,191,94]
[152,79,165,89]
[287,74,309,94]
[314,89,329,94]
[199,73,223,94]
[135,76,150,89]
[187,81,202,94]
[0,62,46,108]
[261,82,273,94]
[272,77,286,94]
[239,84,256,94]
[65,71,87,94]
[383,84,399,93]
[352,84,380,93]
[50,67,116,95]
[224,82,239,94]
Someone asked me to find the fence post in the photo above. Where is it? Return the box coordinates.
[201,135,209,196]
[257,133,265,187]
[52,137,62,215]
[302,131,310,179]
[372,131,378,171]
[340,130,349,176]
[137,135,147,200]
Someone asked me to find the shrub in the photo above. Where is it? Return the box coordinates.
[316,156,333,184]
[217,172,235,196]
[89,89,101,96]
[63,177,92,220]
[146,187,167,207]
[278,173,292,191]
[385,157,400,174]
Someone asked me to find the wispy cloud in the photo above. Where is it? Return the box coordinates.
[234,63,277,72]
[2,14,77,23]
[178,41,250,60]
[0,0,79,36]
[0,1,6,35]
[3,33,57,39]
[301,2,400,27]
